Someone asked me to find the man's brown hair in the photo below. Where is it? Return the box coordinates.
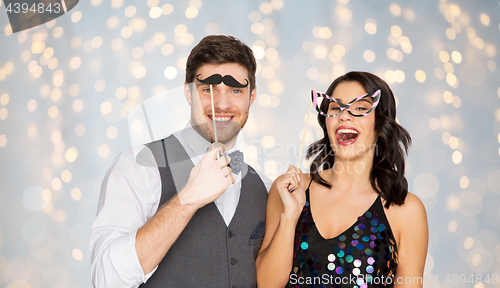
[185,35,257,91]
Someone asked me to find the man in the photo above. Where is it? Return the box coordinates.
[90,35,271,287]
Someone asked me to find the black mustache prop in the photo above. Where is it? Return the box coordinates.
[196,74,249,88]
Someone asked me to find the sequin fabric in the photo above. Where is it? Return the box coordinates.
[287,187,398,288]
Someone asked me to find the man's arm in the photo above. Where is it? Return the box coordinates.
[135,145,234,274]
[90,145,234,286]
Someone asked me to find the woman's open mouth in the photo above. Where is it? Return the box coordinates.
[335,127,359,146]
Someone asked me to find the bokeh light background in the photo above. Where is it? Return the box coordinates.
[1,0,500,287]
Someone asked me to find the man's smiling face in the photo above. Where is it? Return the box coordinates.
[185,62,256,146]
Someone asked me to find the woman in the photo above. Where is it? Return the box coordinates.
[256,71,428,287]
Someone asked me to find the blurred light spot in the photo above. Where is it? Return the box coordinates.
[92,36,103,48]
[73,99,84,112]
[249,11,261,22]
[205,22,218,34]
[363,50,375,62]
[107,126,118,139]
[451,51,462,63]
[100,101,112,115]
[394,70,405,83]
[261,67,275,80]
[413,173,439,198]
[72,248,83,261]
[439,51,450,63]
[98,144,110,158]
[42,167,52,180]
[452,96,461,108]
[21,50,31,62]
[265,48,278,61]
[479,13,490,26]
[147,0,159,7]
[150,7,162,19]
[0,93,9,105]
[71,188,82,201]
[389,3,401,16]
[264,160,277,174]
[251,23,264,34]
[61,170,72,183]
[443,91,453,103]
[121,26,133,38]
[403,8,415,20]
[51,131,61,144]
[31,41,45,54]
[111,39,123,51]
[487,60,496,72]
[464,237,474,249]
[130,18,147,32]
[391,25,402,37]
[152,32,166,45]
[124,6,136,17]
[452,150,462,164]
[27,123,37,139]
[460,176,470,189]
[415,70,427,83]
[71,11,82,23]
[185,7,198,18]
[446,28,456,40]
[48,106,59,119]
[260,2,273,14]
[434,67,445,80]
[162,3,174,15]
[335,6,352,20]
[364,19,377,34]
[384,70,395,83]
[444,63,454,74]
[95,80,106,92]
[0,134,6,147]
[161,43,174,56]
[91,0,102,5]
[307,68,319,80]
[429,118,439,130]
[446,73,457,86]
[181,33,194,45]
[43,47,54,59]
[107,16,120,29]
[164,66,177,79]
[75,124,86,136]
[449,4,461,16]
[51,177,62,190]
[270,81,283,95]
[269,95,280,108]
[115,87,127,99]
[174,24,187,36]
[333,45,346,57]
[446,194,460,212]
[252,46,265,59]
[27,99,37,112]
[475,38,485,49]
[71,36,82,48]
[258,94,271,106]
[314,46,327,59]
[4,24,13,36]
[485,44,496,57]
[261,136,276,149]
[65,147,78,162]
[449,136,459,149]
[447,220,457,233]
[70,57,81,69]
[0,107,7,120]
[318,27,332,39]
[134,66,147,79]
[486,170,500,194]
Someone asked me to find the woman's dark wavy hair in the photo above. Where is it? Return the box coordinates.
[306,71,411,208]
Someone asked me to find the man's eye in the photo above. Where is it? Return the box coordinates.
[232,89,242,94]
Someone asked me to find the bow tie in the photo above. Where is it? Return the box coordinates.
[228,150,244,175]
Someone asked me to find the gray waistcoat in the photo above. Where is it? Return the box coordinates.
[140,135,267,288]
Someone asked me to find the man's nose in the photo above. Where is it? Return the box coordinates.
[213,90,232,111]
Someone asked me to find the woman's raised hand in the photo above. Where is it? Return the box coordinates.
[275,165,307,220]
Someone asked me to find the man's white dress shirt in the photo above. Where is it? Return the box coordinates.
[89,123,272,287]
